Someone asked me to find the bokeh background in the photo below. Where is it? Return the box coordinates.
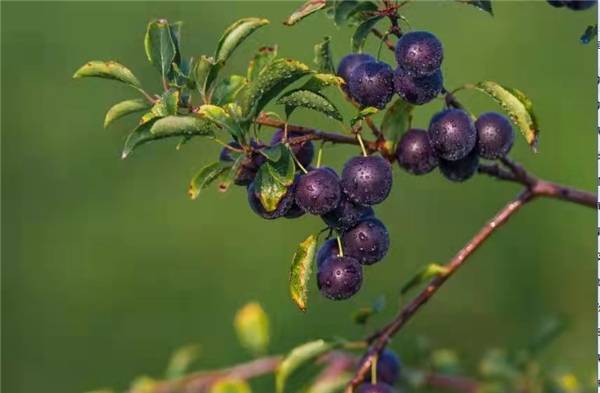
[1,2,596,392]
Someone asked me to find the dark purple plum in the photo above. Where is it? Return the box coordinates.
[395,31,443,76]
[363,350,401,385]
[347,61,394,109]
[270,129,314,167]
[439,147,480,182]
[295,167,342,215]
[393,67,443,105]
[317,255,363,300]
[564,0,596,9]
[337,53,376,91]
[284,202,305,219]
[342,217,390,265]
[220,141,267,186]
[321,194,374,232]
[428,109,477,161]
[356,383,396,393]
[316,238,340,268]
[475,112,514,159]
[247,181,294,219]
[341,156,393,206]
[395,128,439,175]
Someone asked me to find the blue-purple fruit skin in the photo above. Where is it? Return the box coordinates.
[338,53,376,91]
[439,147,480,182]
[393,68,443,105]
[317,255,363,300]
[428,109,477,161]
[475,112,514,160]
[396,128,439,175]
[564,0,596,10]
[395,31,443,76]
[322,194,374,232]
[220,141,266,186]
[356,382,396,393]
[316,238,340,268]
[342,217,390,265]
[247,181,294,219]
[270,129,314,167]
[364,350,401,385]
[347,61,394,109]
[295,167,342,215]
[341,156,393,206]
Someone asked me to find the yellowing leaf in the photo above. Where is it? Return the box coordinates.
[289,234,317,312]
[234,302,270,355]
[73,60,142,89]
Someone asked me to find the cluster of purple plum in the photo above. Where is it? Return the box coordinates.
[220,128,393,301]
[339,30,444,108]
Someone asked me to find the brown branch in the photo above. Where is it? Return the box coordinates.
[348,160,595,391]
[424,372,479,393]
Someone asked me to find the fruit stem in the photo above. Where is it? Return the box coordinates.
[316,141,324,168]
[289,146,308,174]
[336,236,344,257]
[371,354,378,385]
[356,134,369,157]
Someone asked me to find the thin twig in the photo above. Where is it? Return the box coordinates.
[371,28,395,51]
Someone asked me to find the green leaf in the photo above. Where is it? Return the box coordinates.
[456,0,494,15]
[254,165,289,212]
[169,21,183,67]
[144,19,177,80]
[470,81,540,150]
[73,60,142,89]
[122,116,215,158]
[314,36,334,74]
[188,162,231,200]
[247,46,278,81]
[284,0,328,26]
[192,55,217,96]
[215,17,270,64]
[218,155,245,193]
[165,344,201,380]
[140,90,180,125]
[289,234,317,312]
[267,147,296,186]
[261,143,284,162]
[234,302,270,355]
[334,0,378,27]
[196,104,245,142]
[431,349,461,375]
[277,89,342,121]
[351,15,384,53]
[351,106,378,127]
[209,379,252,393]
[212,75,248,106]
[104,98,151,128]
[276,339,337,393]
[380,99,414,148]
[301,73,344,92]
[240,58,311,120]
[400,263,448,295]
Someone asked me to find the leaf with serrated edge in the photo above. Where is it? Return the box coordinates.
[247,46,278,81]
[284,0,328,26]
[104,98,150,128]
[314,36,335,74]
[144,19,177,79]
[215,18,270,63]
[457,0,493,15]
[196,104,245,142]
[234,302,270,355]
[351,15,384,52]
[401,263,449,295]
[277,89,342,121]
[276,339,337,393]
[267,147,295,186]
[188,162,231,200]
[254,165,289,212]
[240,58,311,120]
[73,60,142,89]
[380,99,414,148]
[289,234,317,312]
[212,75,248,106]
[472,81,539,150]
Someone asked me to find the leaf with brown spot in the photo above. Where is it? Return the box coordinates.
[289,234,317,312]
[284,0,328,26]
[73,60,142,89]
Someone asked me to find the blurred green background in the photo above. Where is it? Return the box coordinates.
[1,2,596,393]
